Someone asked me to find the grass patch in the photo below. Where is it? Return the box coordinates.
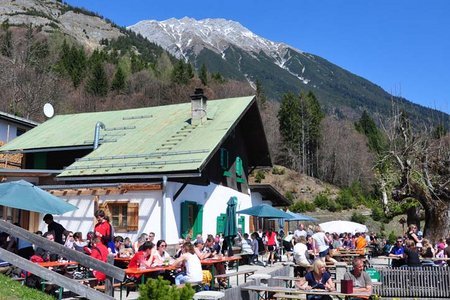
[0,274,54,300]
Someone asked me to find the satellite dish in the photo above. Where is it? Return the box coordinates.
[43,103,54,118]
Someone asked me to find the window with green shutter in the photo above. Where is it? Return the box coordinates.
[180,201,203,238]
[216,213,226,235]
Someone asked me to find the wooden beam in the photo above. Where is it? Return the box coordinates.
[0,248,114,300]
[47,183,162,196]
[0,220,125,281]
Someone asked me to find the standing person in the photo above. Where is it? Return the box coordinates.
[343,258,372,297]
[43,214,68,245]
[94,209,113,245]
[444,238,450,267]
[389,237,406,268]
[312,225,330,262]
[293,236,312,268]
[406,224,420,244]
[403,239,421,268]
[294,224,307,239]
[266,228,278,266]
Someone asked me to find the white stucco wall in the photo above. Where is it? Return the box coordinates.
[46,182,268,245]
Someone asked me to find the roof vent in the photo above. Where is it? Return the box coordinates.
[190,88,207,125]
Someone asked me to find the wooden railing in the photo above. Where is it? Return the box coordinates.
[374,267,450,298]
[0,220,125,299]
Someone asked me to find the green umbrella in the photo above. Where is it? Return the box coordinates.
[224,196,238,256]
[0,180,78,215]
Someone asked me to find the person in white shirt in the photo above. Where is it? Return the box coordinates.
[293,236,312,268]
[294,224,307,239]
[173,242,203,285]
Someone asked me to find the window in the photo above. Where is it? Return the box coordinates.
[16,128,26,137]
[99,202,139,232]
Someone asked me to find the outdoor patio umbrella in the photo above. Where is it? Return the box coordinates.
[224,196,238,256]
[0,180,78,215]
[237,204,294,219]
[319,220,368,234]
[284,211,318,222]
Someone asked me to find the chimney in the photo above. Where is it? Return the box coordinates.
[190,88,207,125]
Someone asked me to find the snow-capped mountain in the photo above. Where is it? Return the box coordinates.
[129,17,298,59]
[129,17,312,87]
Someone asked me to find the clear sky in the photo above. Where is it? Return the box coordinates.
[65,0,450,114]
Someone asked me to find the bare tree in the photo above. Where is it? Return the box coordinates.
[378,110,450,242]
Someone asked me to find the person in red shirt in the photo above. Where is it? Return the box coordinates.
[90,237,109,283]
[94,209,113,245]
[126,241,155,282]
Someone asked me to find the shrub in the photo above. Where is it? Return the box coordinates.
[327,200,342,212]
[285,191,294,202]
[272,166,285,175]
[254,170,265,183]
[290,200,315,213]
[313,193,330,210]
[336,189,355,210]
[138,276,195,300]
[371,206,384,221]
[350,212,367,224]
[388,231,397,245]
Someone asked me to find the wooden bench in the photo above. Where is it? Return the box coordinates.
[272,276,304,288]
[214,269,256,289]
[273,293,305,299]
[41,277,98,300]
[374,266,450,298]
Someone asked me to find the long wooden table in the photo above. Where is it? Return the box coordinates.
[242,285,371,300]
[125,265,176,284]
[201,255,241,288]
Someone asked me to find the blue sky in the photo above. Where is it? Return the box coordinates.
[65,0,450,114]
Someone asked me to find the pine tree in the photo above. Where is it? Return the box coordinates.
[255,79,267,107]
[111,65,126,92]
[199,63,208,85]
[86,61,108,97]
[355,110,386,154]
[171,60,187,84]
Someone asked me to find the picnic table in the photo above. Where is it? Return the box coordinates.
[125,265,176,284]
[201,255,241,288]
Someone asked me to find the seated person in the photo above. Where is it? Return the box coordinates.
[297,259,334,300]
[90,237,109,283]
[107,236,123,257]
[294,236,313,268]
[125,241,155,282]
[173,242,203,285]
[389,237,406,267]
[34,231,59,262]
[343,258,372,299]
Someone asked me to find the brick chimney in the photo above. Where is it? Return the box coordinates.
[190,88,207,125]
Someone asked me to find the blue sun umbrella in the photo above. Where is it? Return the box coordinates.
[237,204,294,219]
[0,180,78,215]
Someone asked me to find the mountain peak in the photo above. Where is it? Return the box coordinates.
[128,17,300,59]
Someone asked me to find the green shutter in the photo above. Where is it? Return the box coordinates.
[238,216,246,234]
[180,201,189,238]
[216,213,226,235]
[193,204,203,237]
[236,156,243,176]
[220,148,229,169]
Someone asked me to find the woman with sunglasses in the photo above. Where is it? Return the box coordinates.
[152,240,172,266]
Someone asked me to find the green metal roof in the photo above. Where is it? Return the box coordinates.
[0,96,256,177]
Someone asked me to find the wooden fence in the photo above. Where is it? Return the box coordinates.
[0,220,125,299]
[374,267,450,298]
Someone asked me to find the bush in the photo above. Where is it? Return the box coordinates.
[327,200,342,212]
[138,276,195,300]
[388,231,397,245]
[336,189,355,210]
[254,170,265,183]
[285,191,294,202]
[313,193,331,210]
[350,212,367,224]
[371,206,384,221]
[272,166,285,175]
[290,200,315,213]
